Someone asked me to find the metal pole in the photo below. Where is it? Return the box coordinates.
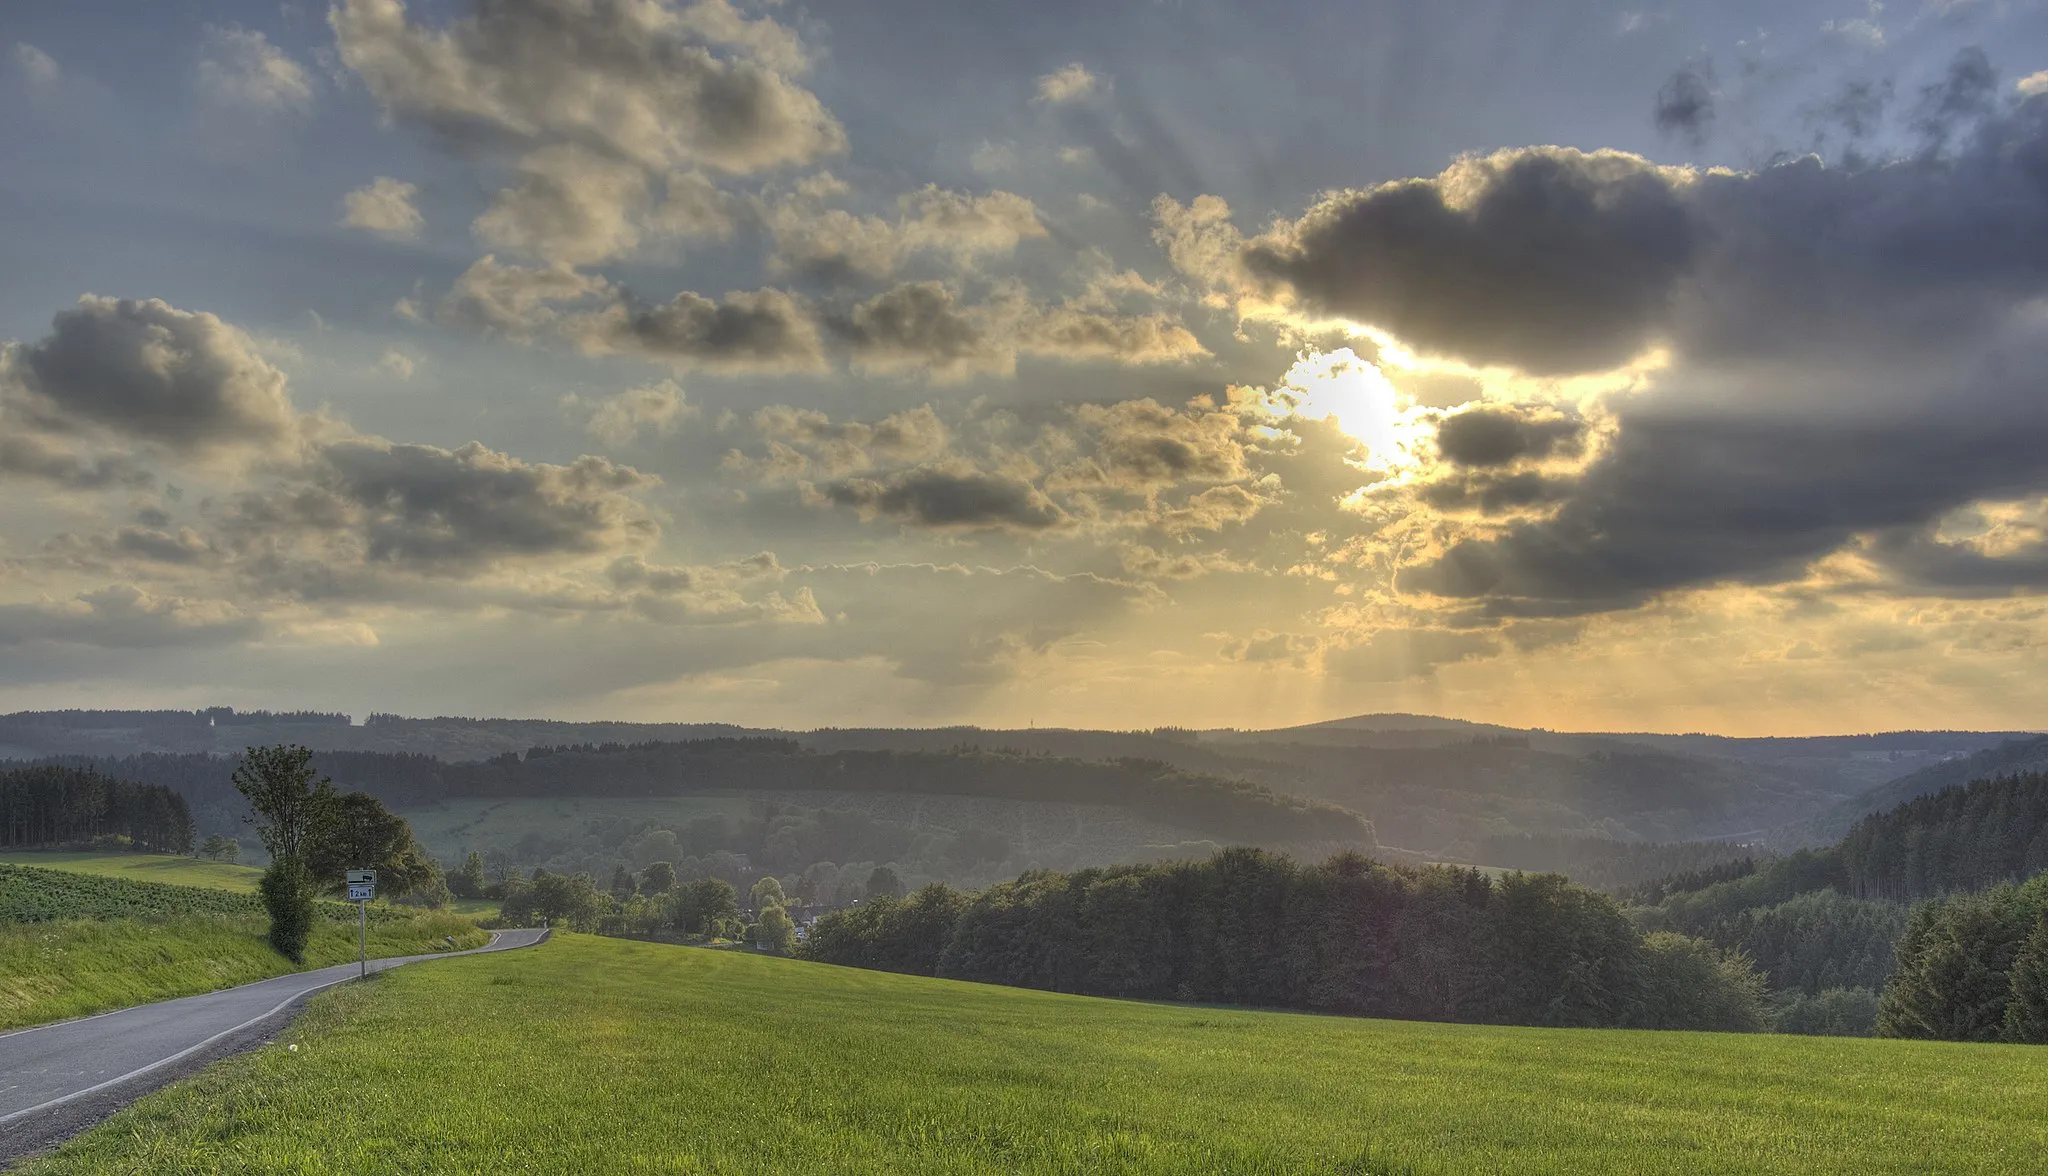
[359,898,366,979]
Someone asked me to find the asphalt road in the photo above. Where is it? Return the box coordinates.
[0,927,548,1162]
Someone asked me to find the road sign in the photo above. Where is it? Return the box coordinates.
[346,870,376,978]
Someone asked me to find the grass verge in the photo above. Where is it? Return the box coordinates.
[19,934,2048,1175]
[0,913,488,1032]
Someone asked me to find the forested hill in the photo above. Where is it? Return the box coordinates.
[30,742,1372,850]
[1778,735,2048,848]
[1652,770,2048,929]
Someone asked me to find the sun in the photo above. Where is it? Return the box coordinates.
[1274,348,1419,468]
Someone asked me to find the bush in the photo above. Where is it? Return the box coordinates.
[259,858,317,963]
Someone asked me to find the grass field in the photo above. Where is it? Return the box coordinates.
[22,935,2048,1175]
[0,851,264,892]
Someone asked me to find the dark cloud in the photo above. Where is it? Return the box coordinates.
[827,281,1002,377]
[1654,66,1715,145]
[1,296,297,454]
[1241,149,1697,374]
[1433,406,1583,467]
[820,465,1066,530]
[0,435,152,489]
[226,439,660,579]
[594,287,828,373]
[1403,364,2048,614]
[1912,46,1997,149]
[1808,77,1894,143]
[1416,470,1574,516]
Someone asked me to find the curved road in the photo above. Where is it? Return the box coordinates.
[0,928,547,1162]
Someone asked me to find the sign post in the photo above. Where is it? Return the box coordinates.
[346,869,376,978]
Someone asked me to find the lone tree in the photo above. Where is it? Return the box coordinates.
[234,745,335,963]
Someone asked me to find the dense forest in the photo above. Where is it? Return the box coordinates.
[1632,771,2048,1036]
[799,848,1765,1032]
[0,765,193,853]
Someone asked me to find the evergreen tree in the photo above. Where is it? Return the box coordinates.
[2003,910,2048,1044]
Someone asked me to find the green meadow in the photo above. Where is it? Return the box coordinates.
[22,933,2047,1175]
[0,851,265,892]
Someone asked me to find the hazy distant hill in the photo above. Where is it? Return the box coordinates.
[1775,734,2048,848]
[5,707,2037,866]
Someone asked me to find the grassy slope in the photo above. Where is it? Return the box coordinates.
[0,913,489,1032]
[25,936,2048,1176]
[0,851,264,892]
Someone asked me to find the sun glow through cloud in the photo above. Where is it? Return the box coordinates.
[1275,348,1422,469]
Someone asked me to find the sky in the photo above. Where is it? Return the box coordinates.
[5,0,2048,734]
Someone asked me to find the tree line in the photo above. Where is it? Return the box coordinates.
[0,765,193,853]
[1473,833,1757,893]
[798,848,1766,1032]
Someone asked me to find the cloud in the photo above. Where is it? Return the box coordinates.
[0,586,261,651]
[378,349,417,380]
[1654,65,1714,145]
[763,183,1048,279]
[436,256,615,338]
[1034,62,1100,104]
[229,439,659,579]
[473,145,653,266]
[1218,629,1321,665]
[828,282,1206,379]
[2019,70,2048,97]
[330,0,843,176]
[14,42,58,92]
[1433,406,1584,468]
[196,25,314,113]
[735,403,949,479]
[1236,149,1697,374]
[606,552,824,625]
[817,465,1067,531]
[1050,399,1250,492]
[1911,46,1997,149]
[0,435,152,490]
[342,177,425,237]
[577,378,695,445]
[0,295,299,457]
[828,281,1008,377]
[580,286,828,373]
